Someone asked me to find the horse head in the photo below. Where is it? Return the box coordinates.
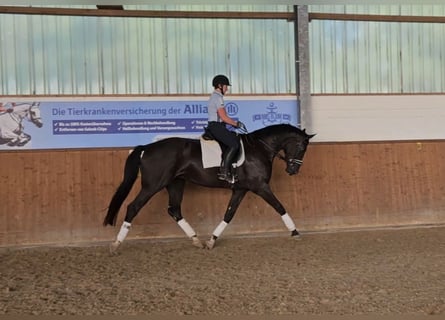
[253,124,315,176]
[282,128,315,175]
[28,102,43,128]
[10,102,43,128]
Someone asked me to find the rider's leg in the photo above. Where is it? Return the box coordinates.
[218,146,239,182]
[207,122,240,182]
[217,132,240,182]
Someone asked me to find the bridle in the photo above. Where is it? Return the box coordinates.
[28,104,42,123]
[257,137,303,166]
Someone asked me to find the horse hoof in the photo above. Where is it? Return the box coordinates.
[291,230,302,241]
[192,236,204,249]
[206,239,216,250]
[7,140,18,147]
[17,140,29,146]
[109,241,121,255]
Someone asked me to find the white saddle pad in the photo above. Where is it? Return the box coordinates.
[200,138,245,169]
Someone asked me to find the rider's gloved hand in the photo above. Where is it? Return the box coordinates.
[236,121,247,132]
[6,108,13,113]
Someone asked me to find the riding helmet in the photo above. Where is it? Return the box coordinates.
[212,74,231,87]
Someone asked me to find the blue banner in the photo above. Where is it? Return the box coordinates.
[0,97,299,150]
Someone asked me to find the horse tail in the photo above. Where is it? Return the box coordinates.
[103,146,144,226]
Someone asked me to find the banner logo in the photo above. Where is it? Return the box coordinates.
[252,102,292,126]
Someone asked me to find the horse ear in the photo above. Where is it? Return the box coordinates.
[307,133,316,139]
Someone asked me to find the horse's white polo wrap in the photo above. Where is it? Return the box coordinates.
[200,138,245,168]
[281,213,296,231]
[178,219,196,238]
[213,221,228,238]
[117,221,131,242]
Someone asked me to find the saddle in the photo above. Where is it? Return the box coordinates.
[200,127,245,170]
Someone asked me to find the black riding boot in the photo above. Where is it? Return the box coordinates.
[218,147,238,183]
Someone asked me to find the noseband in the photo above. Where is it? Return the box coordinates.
[288,158,303,166]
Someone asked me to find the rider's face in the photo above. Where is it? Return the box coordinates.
[222,85,229,94]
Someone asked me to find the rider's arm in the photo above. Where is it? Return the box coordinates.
[217,107,238,127]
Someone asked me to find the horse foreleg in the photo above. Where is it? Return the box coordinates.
[206,189,247,250]
[17,133,31,146]
[167,179,203,248]
[253,184,301,240]
[109,221,131,254]
[177,219,203,249]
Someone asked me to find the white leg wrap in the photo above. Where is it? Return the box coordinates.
[281,213,296,231]
[117,221,131,243]
[177,219,196,238]
[213,221,228,238]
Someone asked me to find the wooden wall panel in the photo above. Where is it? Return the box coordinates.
[1,141,444,247]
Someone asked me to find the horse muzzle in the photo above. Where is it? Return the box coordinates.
[34,119,43,128]
[286,158,303,175]
[286,165,300,175]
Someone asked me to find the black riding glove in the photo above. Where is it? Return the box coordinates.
[236,121,247,132]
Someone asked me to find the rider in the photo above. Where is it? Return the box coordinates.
[0,102,14,113]
[206,74,247,183]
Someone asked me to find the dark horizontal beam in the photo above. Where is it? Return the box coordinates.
[0,7,444,24]
[309,12,445,24]
[96,5,124,10]
[0,6,294,20]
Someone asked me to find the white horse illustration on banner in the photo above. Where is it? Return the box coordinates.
[0,102,43,147]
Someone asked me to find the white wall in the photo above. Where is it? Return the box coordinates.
[306,95,445,142]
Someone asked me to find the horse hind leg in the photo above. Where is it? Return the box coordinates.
[110,187,156,255]
[167,179,203,249]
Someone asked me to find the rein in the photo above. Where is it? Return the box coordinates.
[8,112,21,126]
[257,137,284,160]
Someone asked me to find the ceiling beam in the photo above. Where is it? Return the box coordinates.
[96,5,124,10]
[309,12,445,24]
[0,6,294,20]
[0,6,444,24]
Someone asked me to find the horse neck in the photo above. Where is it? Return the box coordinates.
[251,130,282,155]
[12,105,29,119]
[255,125,305,153]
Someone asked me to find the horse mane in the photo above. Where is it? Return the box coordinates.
[249,123,308,139]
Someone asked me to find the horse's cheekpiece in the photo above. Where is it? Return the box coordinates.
[104,124,315,252]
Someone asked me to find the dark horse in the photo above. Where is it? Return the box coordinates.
[104,124,314,252]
